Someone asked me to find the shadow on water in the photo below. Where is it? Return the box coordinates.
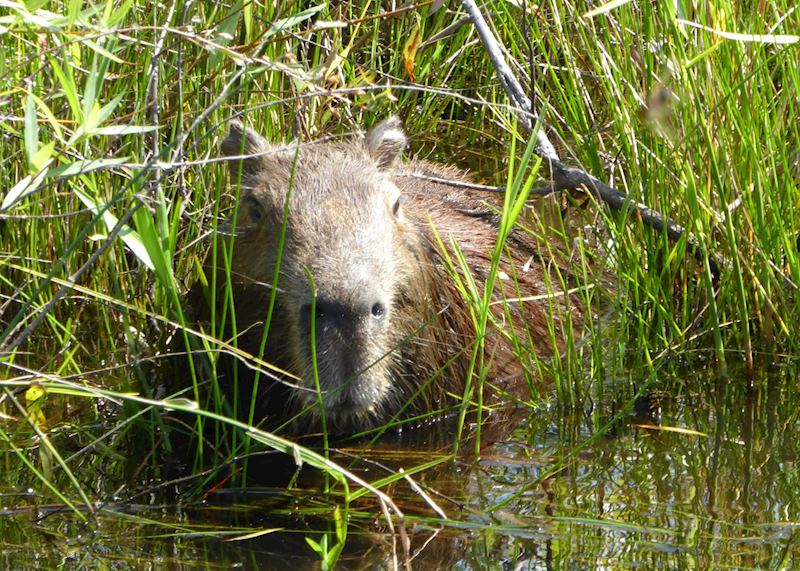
[2,356,799,569]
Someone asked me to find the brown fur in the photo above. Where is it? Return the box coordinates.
[191,117,574,433]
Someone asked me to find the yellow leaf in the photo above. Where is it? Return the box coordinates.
[25,383,47,430]
[402,22,422,82]
[25,383,46,406]
[633,423,707,437]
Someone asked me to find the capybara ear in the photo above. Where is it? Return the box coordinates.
[221,120,272,179]
[365,116,407,169]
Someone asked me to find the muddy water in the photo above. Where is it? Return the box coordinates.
[1,356,798,569]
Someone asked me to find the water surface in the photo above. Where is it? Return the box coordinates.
[2,356,798,569]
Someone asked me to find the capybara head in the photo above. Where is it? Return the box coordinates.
[220,118,427,431]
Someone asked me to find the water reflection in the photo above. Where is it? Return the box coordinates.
[1,358,798,569]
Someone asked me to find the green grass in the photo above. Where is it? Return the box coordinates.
[1,0,799,566]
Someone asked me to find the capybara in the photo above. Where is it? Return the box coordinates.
[190,117,576,434]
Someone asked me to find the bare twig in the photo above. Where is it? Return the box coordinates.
[460,0,722,278]
[551,163,720,274]
[459,0,559,162]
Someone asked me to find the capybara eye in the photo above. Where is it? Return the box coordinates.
[371,302,386,319]
[246,197,264,223]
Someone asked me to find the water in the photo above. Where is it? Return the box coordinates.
[1,356,798,569]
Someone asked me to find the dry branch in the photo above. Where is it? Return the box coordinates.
[460,0,722,279]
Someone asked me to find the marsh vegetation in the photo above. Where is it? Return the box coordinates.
[1,0,799,568]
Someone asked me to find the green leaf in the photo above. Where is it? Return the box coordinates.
[47,157,128,178]
[83,101,102,134]
[265,4,325,40]
[48,55,81,123]
[26,0,51,12]
[208,0,243,69]
[96,93,124,125]
[9,2,62,31]
[93,125,158,136]
[30,140,55,172]
[133,203,176,292]
[583,0,632,19]
[104,0,132,26]
[242,0,252,37]
[2,167,49,211]
[73,187,155,271]
[67,0,80,25]
[31,93,64,141]
[305,535,324,556]
[84,39,125,63]
[24,88,38,170]
[81,50,111,124]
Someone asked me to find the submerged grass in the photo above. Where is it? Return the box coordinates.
[1,0,799,566]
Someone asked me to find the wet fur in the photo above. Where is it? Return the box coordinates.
[191,118,572,434]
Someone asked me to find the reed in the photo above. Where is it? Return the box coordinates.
[1,1,797,566]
